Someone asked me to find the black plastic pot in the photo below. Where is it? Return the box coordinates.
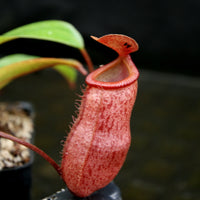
[0,153,33,200]
[0,101,34,200]
[43,181,122,200]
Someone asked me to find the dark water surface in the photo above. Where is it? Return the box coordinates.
[1,69,200,200]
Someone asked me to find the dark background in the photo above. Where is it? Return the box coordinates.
[0,0,199,76]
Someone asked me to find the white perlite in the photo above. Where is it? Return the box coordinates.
[0,102,34,170]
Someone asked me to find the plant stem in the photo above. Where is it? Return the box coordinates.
[0,131,61,176]
[80,48,94,72]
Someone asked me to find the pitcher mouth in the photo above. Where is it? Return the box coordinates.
[86,55,139,89]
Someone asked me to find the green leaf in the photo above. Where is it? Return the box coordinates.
[0,54,38,67]
[0,20,84,49]
[0,54,87,89]
[54,65,77,88]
